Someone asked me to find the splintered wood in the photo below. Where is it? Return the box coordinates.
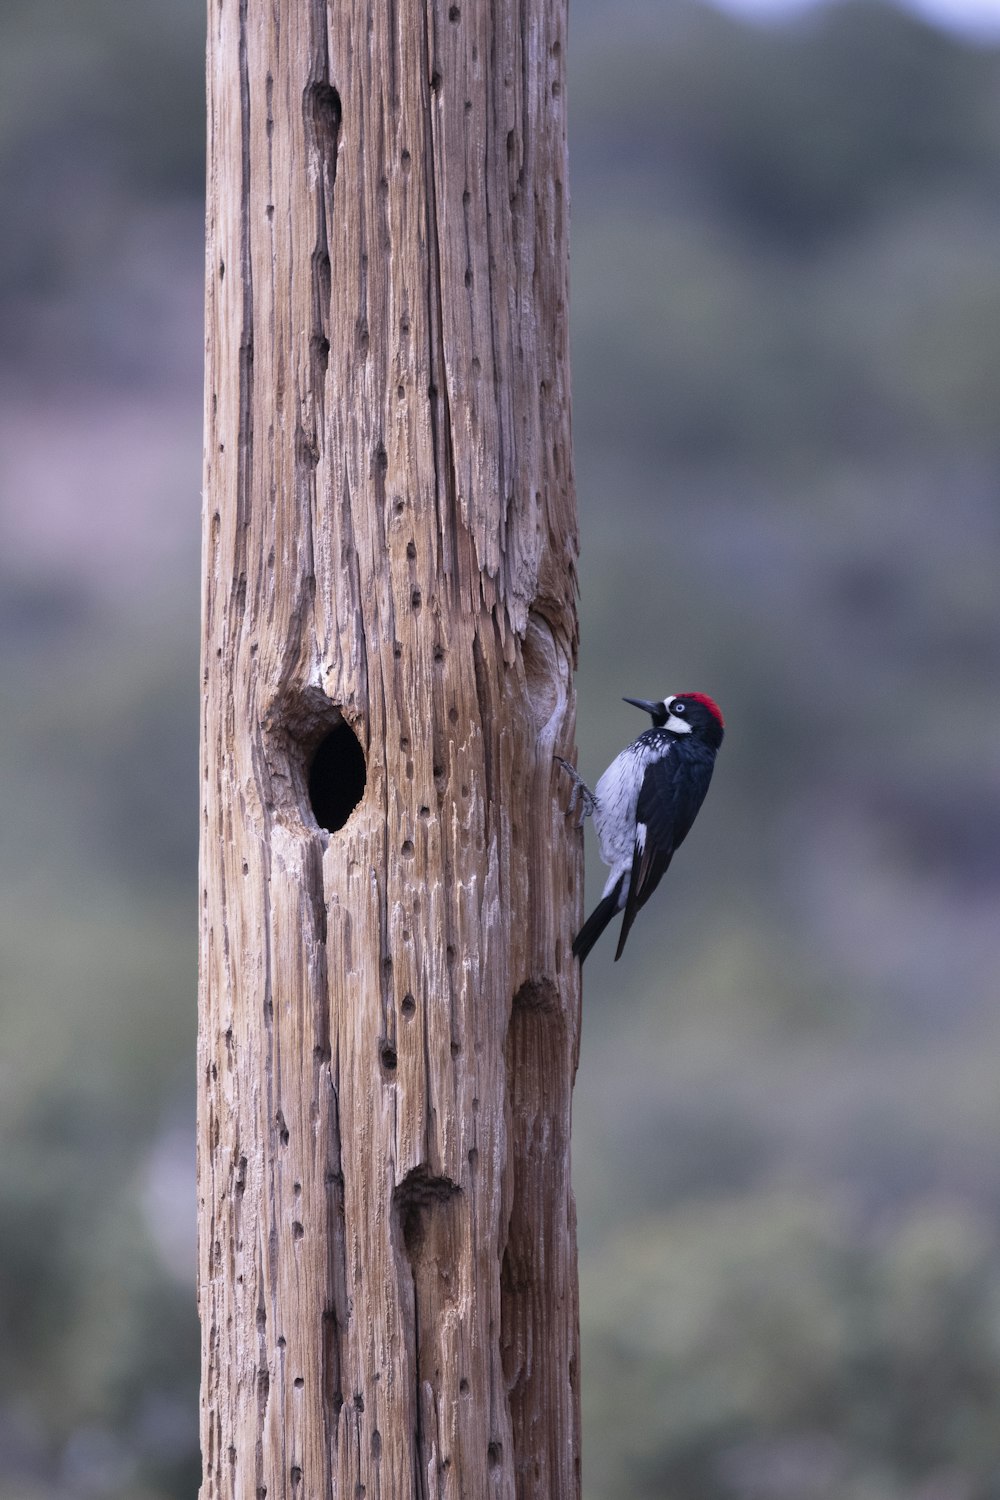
[198,0,581,1496]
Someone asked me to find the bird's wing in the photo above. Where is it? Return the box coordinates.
[614,751,714,961]
[614,759,678,960]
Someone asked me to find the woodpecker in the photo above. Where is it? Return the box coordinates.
[559,692,724,962]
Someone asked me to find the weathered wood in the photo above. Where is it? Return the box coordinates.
[198,0,580,1496]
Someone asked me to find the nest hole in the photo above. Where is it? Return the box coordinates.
[308,721,366,832]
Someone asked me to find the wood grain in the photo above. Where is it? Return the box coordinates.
[199,0,580,1494]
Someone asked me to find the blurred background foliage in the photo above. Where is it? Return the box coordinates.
[1,0,999,1496]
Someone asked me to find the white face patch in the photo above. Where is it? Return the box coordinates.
[663,697,693,735]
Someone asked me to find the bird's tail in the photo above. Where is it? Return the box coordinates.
[572,885,622,964]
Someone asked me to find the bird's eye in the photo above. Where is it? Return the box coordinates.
[671,701,686,714]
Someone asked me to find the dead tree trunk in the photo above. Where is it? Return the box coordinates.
[198,1,580,1496]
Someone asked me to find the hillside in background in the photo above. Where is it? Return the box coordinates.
[1,2,999,1497]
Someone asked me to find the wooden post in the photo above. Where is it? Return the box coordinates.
[198,0,580,1496]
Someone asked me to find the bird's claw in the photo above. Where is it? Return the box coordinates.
[555,756,596,821]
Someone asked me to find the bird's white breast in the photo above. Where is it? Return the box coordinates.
[593,737,667,891]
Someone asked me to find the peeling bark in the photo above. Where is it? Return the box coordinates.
[199,0,580,1495]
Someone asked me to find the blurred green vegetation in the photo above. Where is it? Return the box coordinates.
[1,0,999,1496]
[583,1191,1000,1499]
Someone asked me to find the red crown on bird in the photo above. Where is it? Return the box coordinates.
[680,692,724,728]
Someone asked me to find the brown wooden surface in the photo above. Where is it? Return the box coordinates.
[198,0,580,1495]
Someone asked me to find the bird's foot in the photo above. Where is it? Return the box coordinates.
[555,756,596,821]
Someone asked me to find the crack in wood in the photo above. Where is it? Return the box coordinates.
[393,1166,462,1495]
[235,0,254,594]
[420,0,463,597]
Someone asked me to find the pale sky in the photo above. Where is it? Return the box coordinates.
[708,0,1000,40]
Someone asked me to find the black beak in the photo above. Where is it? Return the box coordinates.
[623,696,661,718]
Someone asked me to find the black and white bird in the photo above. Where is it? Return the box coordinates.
[559,692,725,963]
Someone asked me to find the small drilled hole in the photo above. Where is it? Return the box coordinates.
[401,994,416,1017]
[308,721,366,832]
[380,1044,398,1072]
